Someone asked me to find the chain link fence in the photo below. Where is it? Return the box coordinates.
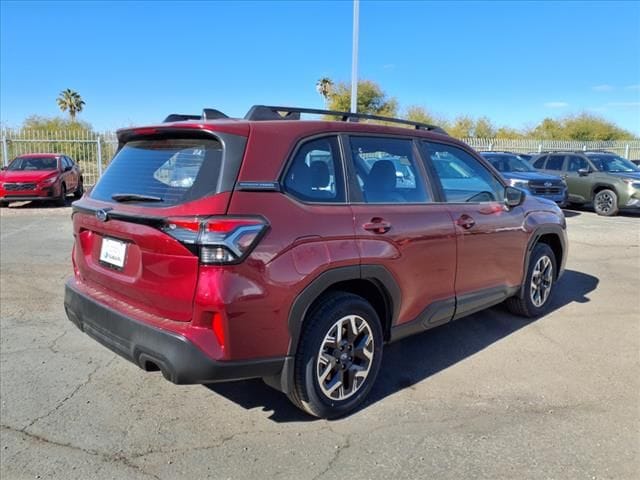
[2,129,639,186]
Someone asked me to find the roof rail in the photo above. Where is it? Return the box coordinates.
[163,108,229,123]
[244,105,448,135]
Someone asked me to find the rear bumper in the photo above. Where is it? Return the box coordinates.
[64,280,286,384]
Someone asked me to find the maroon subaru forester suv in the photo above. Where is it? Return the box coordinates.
[65,106,567,418]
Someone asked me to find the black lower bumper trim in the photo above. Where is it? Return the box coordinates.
[1,196,53,202]
[64,281,286,384]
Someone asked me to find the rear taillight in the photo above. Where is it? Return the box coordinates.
[161,216,268,265]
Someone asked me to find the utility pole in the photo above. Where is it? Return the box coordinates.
[350,0,360,114]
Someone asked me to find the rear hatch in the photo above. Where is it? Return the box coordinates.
[72,127,247,322]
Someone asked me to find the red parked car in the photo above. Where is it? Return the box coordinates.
[0,153,84,207]
[64,106,567,418]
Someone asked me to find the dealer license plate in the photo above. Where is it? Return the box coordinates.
[99,237,127,269]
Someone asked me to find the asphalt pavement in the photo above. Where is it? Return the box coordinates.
[1,202,638,479]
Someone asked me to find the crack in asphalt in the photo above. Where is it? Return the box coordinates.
[48,329,70,354]
[20,355,116,432]
[308,425,351,480]
[0,326,71,356]
[1,425,161,480]
[128,428,314,460]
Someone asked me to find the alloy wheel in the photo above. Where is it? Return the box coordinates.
[316,315,374,401]
[595,192,614,214]
[530,255,553,307]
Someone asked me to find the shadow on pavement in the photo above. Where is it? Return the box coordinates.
[564,203,640,218]
[204,269,599,422]
[619,209,640,217]
[2,199,69,209]
[561,209,581,218]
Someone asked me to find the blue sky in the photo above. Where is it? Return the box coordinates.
[1,0,639,134]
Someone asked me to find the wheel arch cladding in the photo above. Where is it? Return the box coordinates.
[592,183,618,198]
[520,226,566,299]
[536,233,563,277]
[286,265,400,357]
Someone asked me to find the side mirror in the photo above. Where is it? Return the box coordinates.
[0,166,6,171]
[578,168,590,176]
[504,186,525,208]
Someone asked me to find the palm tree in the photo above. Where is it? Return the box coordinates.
[56,89,85,121]
[315,78,334,108]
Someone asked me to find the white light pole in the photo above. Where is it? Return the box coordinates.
[350,0,360,114]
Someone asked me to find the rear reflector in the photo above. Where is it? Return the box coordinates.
[211,312,225,347]
[161,216,268,264]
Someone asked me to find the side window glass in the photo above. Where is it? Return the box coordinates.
[61,157,69,169]
[567,156,588,172]
[545,155,565,171]
[348,136,430,203]
[533,156,547,169]
[422,142,504,203]
[283,137,344,203]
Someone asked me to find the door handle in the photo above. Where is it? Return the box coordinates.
[363,218,392,234]
[456,214,476,230]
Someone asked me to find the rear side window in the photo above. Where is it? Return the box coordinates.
[283,136,345,203]
[567,156,589,172]
[348,136,430,203]
[91,138,224,206]
[533,156,547,169]
[545,155,565,171]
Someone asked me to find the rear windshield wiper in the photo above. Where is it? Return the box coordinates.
[111,193,163,202]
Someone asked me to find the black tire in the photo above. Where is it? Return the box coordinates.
[74,178,84,199]
[56,184,67,206]
[506,243,557,318]
[0,201,8,208]
[593,189,619,216]
[288,292,383,419]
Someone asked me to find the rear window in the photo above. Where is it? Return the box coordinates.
[91,138,223,206]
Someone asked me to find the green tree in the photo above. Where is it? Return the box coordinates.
[474,116,496,138]
[405,106,438,124]
[327,79,398,118]
[56,89,85,121]
[17,116,102,183]
[528,114,634,140]
[23,115,92,132]
[495,126,525,139]
[404,106,449,128]
[561,113,635,141]
[315,77,334,108]
[529,118,564,140]
[448,116,475,138]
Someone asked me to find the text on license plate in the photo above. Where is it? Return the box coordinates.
[99,237,127,268]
